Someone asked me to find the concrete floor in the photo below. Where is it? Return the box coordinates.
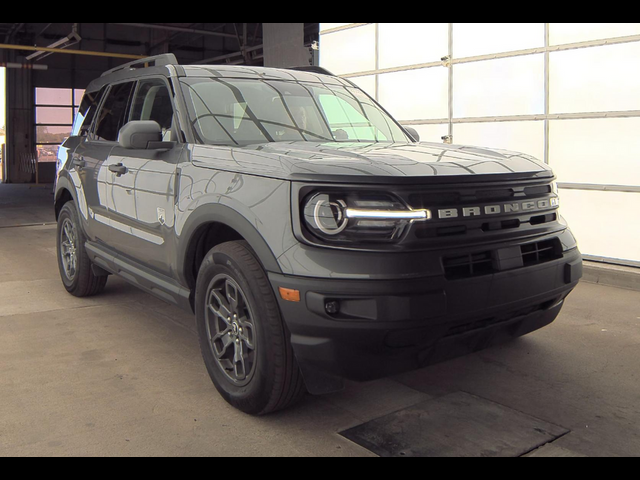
[1,184,639,457]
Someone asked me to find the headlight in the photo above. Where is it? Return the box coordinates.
[302,191,431,244]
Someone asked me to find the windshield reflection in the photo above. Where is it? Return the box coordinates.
[181,76,410,147]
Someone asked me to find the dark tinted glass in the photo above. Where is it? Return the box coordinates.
[72,86,107,136]
[94,82,135,141]
[130,79,175,131]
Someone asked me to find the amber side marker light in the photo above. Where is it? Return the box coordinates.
[279,287,301,302]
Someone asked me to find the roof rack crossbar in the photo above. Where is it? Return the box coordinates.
[100,53,179,77]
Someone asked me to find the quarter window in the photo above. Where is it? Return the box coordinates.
[72,86,107,137]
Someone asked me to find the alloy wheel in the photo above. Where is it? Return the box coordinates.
[205,274,257,386]
[60,218,78,281]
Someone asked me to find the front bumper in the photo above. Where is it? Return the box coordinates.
[269,246,582,395]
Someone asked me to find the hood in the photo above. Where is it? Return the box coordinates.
[189,141,553,184]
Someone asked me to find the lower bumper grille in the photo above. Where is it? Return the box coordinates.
[443,238,562,280]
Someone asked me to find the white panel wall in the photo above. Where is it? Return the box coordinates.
[378,68,448,120]
[453,23,544,57]
[453,54,545,118]
[378,23,448,68]
[320,23,640,266]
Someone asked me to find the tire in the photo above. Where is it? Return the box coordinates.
[57,201,108,297]
[195,240,306,415]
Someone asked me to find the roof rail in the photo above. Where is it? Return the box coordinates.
[100,53,179,77]
[287,66,335,76]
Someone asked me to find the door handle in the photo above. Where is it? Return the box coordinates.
[72,157,85,169]
[109,163,128,176]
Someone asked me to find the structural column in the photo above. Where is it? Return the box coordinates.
[4,51,35,183]
[262,23,309,68]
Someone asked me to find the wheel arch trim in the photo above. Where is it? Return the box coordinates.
[177,203,283,288]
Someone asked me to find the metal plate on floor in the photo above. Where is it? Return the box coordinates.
[340,391,569,457]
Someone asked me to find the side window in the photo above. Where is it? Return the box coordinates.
[72,86,107,137]
[94,81,135,142]
[130,78,175,139]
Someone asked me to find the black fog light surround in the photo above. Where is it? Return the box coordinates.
[302,192,431,244]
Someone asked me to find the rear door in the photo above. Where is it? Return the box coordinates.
[70,82,139,244]
[83,80,136,245]
[63,86,108,239]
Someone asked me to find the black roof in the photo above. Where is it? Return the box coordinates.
[87,54,345,92]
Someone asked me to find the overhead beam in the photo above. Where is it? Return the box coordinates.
[0,43,146,60]
[111,23,238,40]
[194,43,263,64]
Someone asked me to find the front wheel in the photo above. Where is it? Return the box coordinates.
[195,241,305,415]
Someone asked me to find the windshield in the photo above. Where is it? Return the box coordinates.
[180,76,411,146]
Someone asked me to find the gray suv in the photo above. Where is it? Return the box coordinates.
[55,54,582,415]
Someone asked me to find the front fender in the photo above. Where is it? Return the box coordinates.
[176,202,283,282]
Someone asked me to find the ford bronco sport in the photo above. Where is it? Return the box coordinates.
[54,54,582,415]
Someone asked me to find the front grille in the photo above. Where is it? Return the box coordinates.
[404,179,559,246]
[443,238,562,280]
[408,182,551,209]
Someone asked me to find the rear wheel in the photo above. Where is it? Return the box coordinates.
[57,201,108,297]
[195,240,305,415]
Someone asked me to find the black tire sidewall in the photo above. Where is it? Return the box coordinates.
[57,202,83,291]
[56,200,106,296]
[195,243,282,414]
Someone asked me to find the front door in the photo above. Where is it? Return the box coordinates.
[104,77,182,277]
[104,146,182,276]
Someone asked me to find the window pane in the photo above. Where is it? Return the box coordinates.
[36,106,74,125]
[559,189,640,263]
[95,82,135,142]
[74,89,85,107]
[181,77,408,146]
[453,23,544,58]
[453,54,544,118]
[549,23,640,45]
[72,86,107,136]
[549,117,640,186]
[130,79,174,131]
[37,144,59,162]
[549,42,640,114]
[36,125,72,144]
[318,94,384,141]
[378,67,448,121]
[35,88,72,105]
[453,120,545,161]
[319,24,376,75]
[378,23,448,69]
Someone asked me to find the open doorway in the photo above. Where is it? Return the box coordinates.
[0,67,5,182]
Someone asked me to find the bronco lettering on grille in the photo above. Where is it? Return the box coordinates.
[437,198,557,219]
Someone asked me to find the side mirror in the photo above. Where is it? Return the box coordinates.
[405,127,420,142]
[118,121,175,150]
